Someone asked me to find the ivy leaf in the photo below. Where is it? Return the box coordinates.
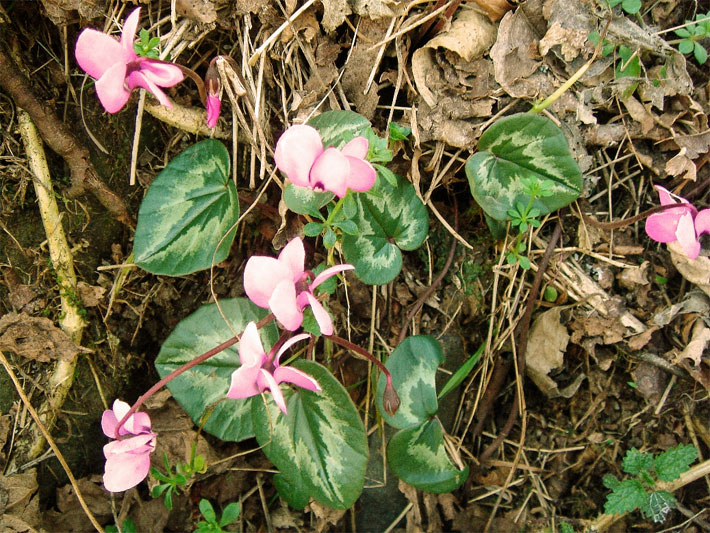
[134,140,238,276]
[283,184,332,218]
[308,110,370,148]
[622,448,654,476]
[654,444,697,482]
[604,478,647,515]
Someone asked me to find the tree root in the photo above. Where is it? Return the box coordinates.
[16,111,87,461]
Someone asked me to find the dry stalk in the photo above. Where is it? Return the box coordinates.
[17,110,87,460]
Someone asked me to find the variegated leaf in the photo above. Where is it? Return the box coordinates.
[252,360,368,509]
[465,113,582,221]
[388,418,469,493]
[134,139,238,276]
[155,298,277,442]
[308,110,370,149]
[376,336,442,429]
[342,173,428,285]
[282,184,333,217]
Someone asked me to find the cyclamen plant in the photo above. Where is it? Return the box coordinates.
[77,6,703,519]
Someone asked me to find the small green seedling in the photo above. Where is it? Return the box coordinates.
[106,518,137,533]
[674,12,710,65]
[587,33,641,97]
[151,453,206,510]
[606,0,641,15]
[195,499,241,533]
[134,28,161,59]
[604,444,697,523]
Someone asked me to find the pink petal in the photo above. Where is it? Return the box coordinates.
[345,156,376,192]
[278,238,305,282]
[655,185,679,206]
[274,125,323,188]
[257,369,288,414]
[269,279,303,331]
[304,292,333,336]
[123,412,151,435]
[75,29,128,79]
[238,322,266,367]
[274,366,321,392]
[104,448,152,492]
[244,256,292,308]
[695,209,710,237]
[676,212,701,259]
[103,433,155,458]
[311,264,354,290]
[206,94,221,128]
[226,365,262,398]
[655,185,697,216]
[126,71,173,108]
[274,333,310,365]
[101,409,119,438]
[645,212,682,243]
[310,148,349,198]
[135,59,185,87]
[120,8,141,57]
[94,61,131,113]
[341,136,369,159]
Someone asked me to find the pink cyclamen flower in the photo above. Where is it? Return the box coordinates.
[75,7,184,113]
[274,124,376,198]
[244,237,354,335]
[227,321,320,413]
[645,185,710,259]
[204,59,221,128]
[101,399,156,492]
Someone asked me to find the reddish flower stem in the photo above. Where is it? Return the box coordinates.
[114,313,273,438]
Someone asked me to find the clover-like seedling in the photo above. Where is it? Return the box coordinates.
[195,499,241,533]
[606,0,641,14]
[603,444,697,523]
[134,28,161,59]
[675,12,710,65]
[151,453,206,510]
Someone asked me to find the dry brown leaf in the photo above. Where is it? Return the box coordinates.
[622,95,655,136]
[472,0,514,22]
[76,281,106,307]
[668,242,710,298]
[630,362,668,403]
[42,476,112,532]
[39,0,106,25]
[0,469,41,531]
[0,312,89,362]
[309,501,347,532]
[675,320,710,366]
[539,20,590,62]
[665,147,697,181]
[176,0,217,23]
[626,326,659,351]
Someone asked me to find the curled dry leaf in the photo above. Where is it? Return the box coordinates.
[675,320,710,367]
[665,148,697,182]
[667,241,710,298]
[0,312,90,362]
[471,0,514,22]
[0,469,41,532]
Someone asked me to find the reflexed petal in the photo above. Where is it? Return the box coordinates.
[103,434,155,458]
[345,156,376,192]
[310,147,349,198]
[645,212,681,243]
[124,412,151,435]
[126,71,173,108]
[274,333,310,365]
[341,136,369,159]
[120,8,141,57]
[257,369,288,414]
[310,264,354,290]
[75,29,128,79]
[274,125,323,188]
[104,448,152,492]
[238,322,265,367]
[278,238,305,281]
[269,279,303,331]
[655,185,697,216]
[695,209,710,237]
[95,62,131,113]
[676,212,701,259]
[244,256,292,308]
[226,365,262,398]
[274,365,321,392]
[206,94,221,128]
[101,409,119,438]
[304,292,333,336]
[135,59,185,86]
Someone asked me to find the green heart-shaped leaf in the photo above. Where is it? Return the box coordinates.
[388,418,469,493]
[308,110,371,148]
[155,298,277,442]
[465,113,582,221]
[342,174,428,285]
[376,336,443,429]
[252,360,368,509]
[282,183,333,217]
[134,139,238,276]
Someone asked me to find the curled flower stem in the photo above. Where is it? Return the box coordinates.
[114,313,273,437]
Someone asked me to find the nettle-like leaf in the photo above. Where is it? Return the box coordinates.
[342,173,428,285]
[376,336,468,493]
[155,298,277,442]
[308,110,371,148]
[622,448,654,475]
[252,360,368,510]
[654,444,697,482]
[604,478,648,515]
[376,336,442,429]
[134,139,238,276]
[387,418,469,493]
[465,113,582,221]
